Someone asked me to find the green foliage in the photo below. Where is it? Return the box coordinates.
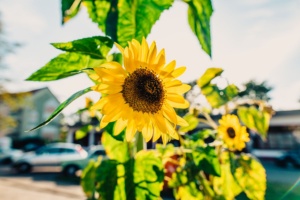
[51,36,114,59]
[26,53,91,81]
[193,146,221,176]
[238,80,273,101]
[233,154,266,200]
[179,114,199,132]
[83,0,112,37]
[75,125,93,140]
[186,0,213,57]
[27,36,113,81]
[81,160,97,199]
[84,0,174,47]
[197,68,239,108]
[101,131,130,163]
[197,67,223,88]
[27,1,272,199]
[26,87,92,132]
[213,152,242,199]
[237,106,271,139]
[61,0,81,24]
[134,150,165,199]
[81,132,164,200]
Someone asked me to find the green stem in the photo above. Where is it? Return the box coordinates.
[136,132,145,152]
[198,171,215,199]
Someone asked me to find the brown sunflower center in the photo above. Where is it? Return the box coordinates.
[122,68,165,113]
[227,127,236,138]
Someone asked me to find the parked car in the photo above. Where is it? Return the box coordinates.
[275,149,300,168]
[12,143,88,173]
[62,145,106,177]
[0,148,23,165]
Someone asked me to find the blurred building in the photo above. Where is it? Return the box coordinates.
[0,87,63,149]
[254,110,300,150]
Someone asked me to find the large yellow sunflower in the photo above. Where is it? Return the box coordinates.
[217,114,250,151]
[92,38,191,144]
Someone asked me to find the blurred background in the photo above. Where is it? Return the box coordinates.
[0,0,300,199]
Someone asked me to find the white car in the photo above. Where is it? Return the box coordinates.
[12,143,88,173]
[0,148,23,164]
[62,145,106,177]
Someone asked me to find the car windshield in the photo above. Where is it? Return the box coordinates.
[89,149,106,157]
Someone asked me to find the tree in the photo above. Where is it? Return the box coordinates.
[0,11,26,136]
[238,80,273,102]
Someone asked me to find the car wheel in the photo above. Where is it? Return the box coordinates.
[16,163,32,173]
[63,165,80,177]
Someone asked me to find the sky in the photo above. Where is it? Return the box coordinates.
[1,0,300,115]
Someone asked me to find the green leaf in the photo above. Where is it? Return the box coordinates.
[75,125,93,140]
[197,68,239,108]
[81,160,96,199]
[84,0,174,46]
[26,87,92,132]
[179,114,199,132]
[173,183,204,200]
[51,36,113,59]
[26,52,104,81]
[117,0,174,47]
[193,146,221,176]
[134,150,165,199]
[156,143,176,159]
[197,68,223,88]
[104,121,125,142]
[84,0,111,34]
[233,154,266,200]
[61,0,82,24]
[101,131,131,163]
[94,159,119,200]
[186,0,213,57]
[213,152,242,199]
[237,106,271,138]
[187,129,214,141]
[201,84,239,108]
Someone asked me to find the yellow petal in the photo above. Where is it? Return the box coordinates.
[95,84,123,94]
[141,38,149,63]
[123,48,134,73]
[177,115,189,127]
[172,66,186,78]
[126,119,136,142]
[153,113,167,133]
[100,118,108,129]
[161,134,169,145]
[152,126,162,142]
[142,121,153,142]
[91,97,108,110]
[115,42,124,54]
[165,121,178,140]
[147,41,157,65]
[153,49,165,71]
[114,118,127,136]
[165,80,182,88]
[166,99,190,109]
[166,84,191,94]
[167,94,186,104]
[162,103,177,125]
[164,60,176,72]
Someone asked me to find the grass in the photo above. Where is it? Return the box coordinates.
[265,181,300,200]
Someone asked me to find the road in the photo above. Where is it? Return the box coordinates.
[0,160,299,200]
[0,166,85,200]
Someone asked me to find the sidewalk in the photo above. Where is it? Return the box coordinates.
[0,166,86,200]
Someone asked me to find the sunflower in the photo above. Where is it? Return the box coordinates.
[217,114,250,151]
[92,38,191,144]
